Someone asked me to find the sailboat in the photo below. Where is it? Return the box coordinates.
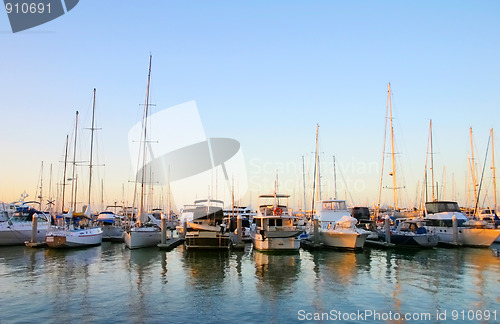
[45,106,103,248]
[123,55,162,249]
[421,125,500,247]
[376,83,403,219]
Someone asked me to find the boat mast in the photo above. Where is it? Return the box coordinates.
[71,111,79,211]
[139,55,153,226]
[491,128,497,210]
[61,135,69,213]
[315,124,321,201]
[469,127,478,207]
[302,155,307,211]
[333,156,337,200]
[388,84,398,210]
[429,120,435,201]
[88,88,97,209]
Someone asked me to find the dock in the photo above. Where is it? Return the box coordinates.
[157,237,184,250]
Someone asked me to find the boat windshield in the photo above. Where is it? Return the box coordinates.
[322,201,347,211]
[426,202,461,214]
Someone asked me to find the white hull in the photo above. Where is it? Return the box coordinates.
[100,225,124,241]
[46,227,103,248]
[251,232,300,251]
[426,226,500,247]
[0,223,48,245]
[317,230,369,249]
[123,227,162,249]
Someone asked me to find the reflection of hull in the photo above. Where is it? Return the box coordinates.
[185,231,231,249]
[123,227,162,249]
[45,228,103,248]
[0,224,48,245]
[427,227,500,247]
[318,230,369,249]
[251,232,300,251]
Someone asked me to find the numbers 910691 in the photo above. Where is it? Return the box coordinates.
[5,2,51,14]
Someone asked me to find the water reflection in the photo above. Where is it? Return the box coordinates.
[181,247,230,290]
[253,251,301,296]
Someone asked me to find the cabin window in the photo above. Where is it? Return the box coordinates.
[255,219,262,227]
[269,219,275,226]
[276,219,282,227]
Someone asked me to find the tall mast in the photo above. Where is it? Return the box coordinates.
[469,127,478,206]
[429,119,435,201]
[315,124,321,201]
[333,156,337,200]
[139,55,152,225]
[302,155,307,211]
[88,88,97,208]
[61,135,69,213]
[491,128,497,210]
[71,111,79,211]
[388,84,398,210]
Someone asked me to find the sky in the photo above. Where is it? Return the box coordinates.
[0,0,499,211]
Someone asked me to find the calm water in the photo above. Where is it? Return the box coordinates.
[1,243,500,323]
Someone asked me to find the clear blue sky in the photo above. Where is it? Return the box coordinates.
[1,1,499,210]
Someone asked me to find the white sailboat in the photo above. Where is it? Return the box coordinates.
[123,55,162,249]
[45,97,103,248]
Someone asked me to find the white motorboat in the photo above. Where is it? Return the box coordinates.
[250,194,302,251]
[422,201,500,247]
[311,199,370,249]
[0,203,50,245]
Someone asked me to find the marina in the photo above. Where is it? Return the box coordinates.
[2,1,500,323]
[1,242,500,323]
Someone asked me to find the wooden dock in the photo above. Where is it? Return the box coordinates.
[157,237,184,250]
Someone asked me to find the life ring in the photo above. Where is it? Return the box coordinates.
[274,207,283,216]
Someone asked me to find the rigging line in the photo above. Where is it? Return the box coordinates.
[474,134,491,217]
[334,156,355,205]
